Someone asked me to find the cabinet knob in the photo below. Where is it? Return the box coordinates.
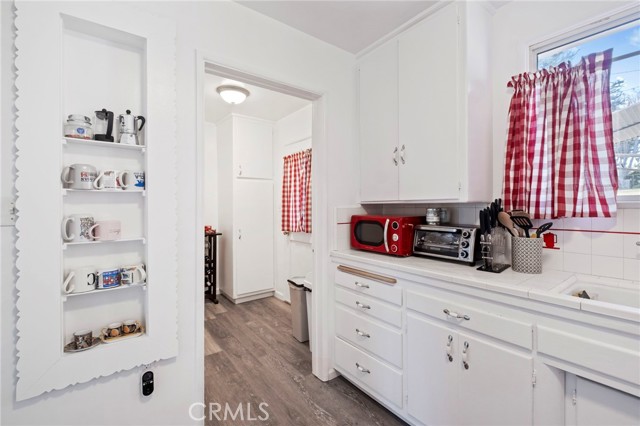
[446,335,454,362]
[400,144,406,164]
[354,281,369,289]
[355,362,371,374]
[392,147,398,166]
[355,328,371,338]
[355,301,371,310]
[462,341,469,370]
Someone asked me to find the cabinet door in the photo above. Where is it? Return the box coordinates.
[457,332,533,426]
[359,41,399,202]
[566,375,640,426]
[234,117,273,179]
[398,3,460,201]
[407,313,458,426]
[233,179,274,296]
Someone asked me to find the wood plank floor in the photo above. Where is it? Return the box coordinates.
[205,296,408,426]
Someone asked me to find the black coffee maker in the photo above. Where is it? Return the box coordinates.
[94,108,114,142]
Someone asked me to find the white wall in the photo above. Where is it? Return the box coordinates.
[203,122,218,228]
[273,105,313,302]
[0,1,357,425]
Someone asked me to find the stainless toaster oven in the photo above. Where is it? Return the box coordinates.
[413,225,480,265]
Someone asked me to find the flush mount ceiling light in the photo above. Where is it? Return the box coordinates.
[216,85,250,105]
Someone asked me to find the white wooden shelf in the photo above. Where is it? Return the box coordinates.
[62,188,145,196]
[62,282,147,301]
[62,137,146,152]
[63,237,146,249]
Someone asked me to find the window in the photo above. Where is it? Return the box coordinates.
[532,11,640,198]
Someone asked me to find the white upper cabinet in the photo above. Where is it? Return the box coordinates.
[359,41,400,202]
[233,117,273,179]
[358,2,492,203]
[398,4,460,201]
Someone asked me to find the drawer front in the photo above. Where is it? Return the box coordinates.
[335,266,402,306]
[407,290,532,349]
[538,325,640,386]
[336,287,402,328]
[336,306,403,368]
[334,337,403,407]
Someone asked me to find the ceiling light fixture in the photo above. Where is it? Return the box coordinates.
[216,85,250,105]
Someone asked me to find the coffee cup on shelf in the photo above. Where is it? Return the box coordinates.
[63,266,97,294]
[119,170,145,190]
[89,220,121,241]
[61,214,95,242]
[105,323,123,338]
[122,320,138,335]
[73,330,93,350]
[97,267,121,289]
[93,169,121,190]
[120,263,146,285]
[61,164,97,190]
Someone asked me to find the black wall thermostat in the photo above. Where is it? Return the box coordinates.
[141,371,154,396]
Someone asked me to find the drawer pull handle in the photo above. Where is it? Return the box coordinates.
[355,328,370,338]
[355,362,370,374]
[354,281,370,289]
[462,341,470,370]
[337,265,397,284]
[355,301,371,310]
[443,308,470,321]
[446,335,453,362]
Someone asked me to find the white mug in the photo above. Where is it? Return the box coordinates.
[93,170,121,190]
[119,170,145,190]
[61,164,97,190]
[63,266,97,294]
[89,220,121,241]
[61,214,95,242]
[120,263,146,285]
[96,267,121,289]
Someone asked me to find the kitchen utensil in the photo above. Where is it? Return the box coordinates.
[511,236,543,274]
[510,215,533,238]
[64,115,93,139]
[543,232,558,249]
[94,108,114,142]
[118,110,146,145]
[498,212,519,237]
[536,222,553,237]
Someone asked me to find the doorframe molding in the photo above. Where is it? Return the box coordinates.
[194,49,333,409]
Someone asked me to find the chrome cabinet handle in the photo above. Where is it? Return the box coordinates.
[443,309,470,321]
[446,335,454,362]
[354,281,369,289]
[355,362,370,374]
[400,144,406,164]
[355,328,370,338]
[355,301,371,310]
[392,147,398,166]
[462,341,469,370]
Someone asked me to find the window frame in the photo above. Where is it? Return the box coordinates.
[528,6,640,204]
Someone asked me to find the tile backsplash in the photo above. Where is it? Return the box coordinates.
[335,204,640,282]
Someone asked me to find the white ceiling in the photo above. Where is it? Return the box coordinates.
[205,73,310,123]
[236,1,439,54]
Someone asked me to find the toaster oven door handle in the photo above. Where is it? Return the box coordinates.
[383,219,390,253]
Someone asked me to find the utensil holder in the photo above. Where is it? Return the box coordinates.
[511,236,543,274]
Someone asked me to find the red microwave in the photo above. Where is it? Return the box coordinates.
[350,215,423,256]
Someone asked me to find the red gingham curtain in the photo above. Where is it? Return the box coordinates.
[502,49,617,219]
[281,149,312,233]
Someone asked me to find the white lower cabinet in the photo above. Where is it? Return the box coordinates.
[407,314,534,426]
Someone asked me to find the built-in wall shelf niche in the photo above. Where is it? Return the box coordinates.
[14,1,177,401]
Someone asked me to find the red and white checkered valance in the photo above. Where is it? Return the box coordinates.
[282,149,312,233]
[503,49,618,219]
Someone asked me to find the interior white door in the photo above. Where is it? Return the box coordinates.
[234,179,274,296]
[407,313,459,426]
[359,41,400,202]
[457,331,534,426]
[234,117,273,179]
[398,3,460,201]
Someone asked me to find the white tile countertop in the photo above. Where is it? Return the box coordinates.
[330,249,640,323]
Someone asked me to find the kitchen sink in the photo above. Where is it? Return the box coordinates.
[556,280,640,309]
